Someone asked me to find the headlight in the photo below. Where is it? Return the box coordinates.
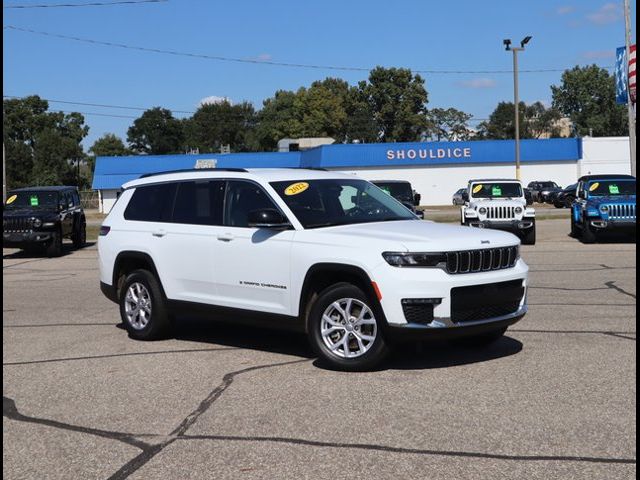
[478,207,487,214]
[32,218,42,228]
[515,207,523,214]
[382,252,446,267]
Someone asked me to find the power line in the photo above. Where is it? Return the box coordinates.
[3,25,614,74]
[4,0,166,9]
[3,95,195,114]
[60,110,138,118]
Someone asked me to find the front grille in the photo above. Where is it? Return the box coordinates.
[486,206,516,219]
[606,203,636,220]
[451,280,525,324]
[3,217,33,232]
[446,246,519,274]
[401,303,435,324]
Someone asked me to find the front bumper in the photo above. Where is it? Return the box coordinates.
[384,305,527,341]
[589,219,636,230]
[467,219,534,231]
[3,230,54,247]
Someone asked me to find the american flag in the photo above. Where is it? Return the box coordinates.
[629,44,636,103]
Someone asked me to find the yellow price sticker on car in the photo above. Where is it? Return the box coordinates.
[5,194,17,205]
[284,182,309,196]
[589,182,600,192]
[472,185,483,194]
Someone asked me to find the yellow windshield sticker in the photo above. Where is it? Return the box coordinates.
[472,185,483,194]
[284,182,309,196]
[5,194,17,205]
[589,182,600,192]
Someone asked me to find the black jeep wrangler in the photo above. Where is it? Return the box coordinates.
[3,186,86,256]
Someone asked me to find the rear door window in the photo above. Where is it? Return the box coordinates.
[124,183,177,222]
[172,180,225,226]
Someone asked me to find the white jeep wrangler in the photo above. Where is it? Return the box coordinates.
[461,178,536,245]
[99,169,529,370]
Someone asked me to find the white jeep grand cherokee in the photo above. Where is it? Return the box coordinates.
[99,169,529,370]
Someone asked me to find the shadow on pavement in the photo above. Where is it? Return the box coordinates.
[165,316,523,372]
[2,242,95,259]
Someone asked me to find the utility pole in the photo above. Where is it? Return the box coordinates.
[3,142,6,202]
[624,0,636,177]
[504,36,532,181]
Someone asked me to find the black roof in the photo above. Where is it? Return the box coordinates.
[8,186,77,193]
[578,174,635,182]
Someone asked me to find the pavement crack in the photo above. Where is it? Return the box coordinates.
[106,358,309,480]
[2,396,151,450]
[176,434,637,465]
[605,281,637,300]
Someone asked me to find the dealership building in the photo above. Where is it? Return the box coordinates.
[92,136,632,213]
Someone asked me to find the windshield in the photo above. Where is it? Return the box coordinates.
[372,182,413,203]
[270,179,417,229]
[587,180,636,197]
[540,182,559,189]
[470,182,522,199]
[4,191,60,209]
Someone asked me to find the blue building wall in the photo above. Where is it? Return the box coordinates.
[92,138,582,190]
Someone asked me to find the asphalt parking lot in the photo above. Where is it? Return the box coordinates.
[3,219,636,480]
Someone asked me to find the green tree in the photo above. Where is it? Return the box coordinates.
[89,133,130,157]
[477,101,563,139]
[3,96,89,189]
[184,100,257,153]
[551,65,627,137]
[359,67,429,142]
[127,107,185,154]
[295,79,349,140]
[254,90,304,150]
[426,108,473,141]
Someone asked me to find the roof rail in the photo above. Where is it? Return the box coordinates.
[139,168,248,179]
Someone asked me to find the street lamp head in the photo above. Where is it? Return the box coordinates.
[521,36,532,47]
[503,38,512,51]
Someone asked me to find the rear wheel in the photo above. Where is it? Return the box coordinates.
[308,283,389,371]
[119,269,171,340]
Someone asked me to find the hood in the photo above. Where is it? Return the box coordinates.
[3,207,58,219]
[587,195,636,206]
[314,220,519,252]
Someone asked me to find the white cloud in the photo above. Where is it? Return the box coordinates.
[198,96,232,107]
[458,78,497,89]
[582,49,615,60]
[255,53,272,61]
[556,5,575,15]
[586,3,622,25]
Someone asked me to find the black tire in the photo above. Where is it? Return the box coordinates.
[570,214,579,237]
[451,327,507,347]
[72,220,86,249]
[45,229,63,257]
[581,220,597,244]
[119,269,171,340]
[521,220,536,245]
[308,282,389,371]
[554,202,564,209]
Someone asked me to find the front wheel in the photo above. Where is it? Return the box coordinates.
[521,220,536,245]
[46,229,63,257]
[581,220,597,244]
[308,283,389,371]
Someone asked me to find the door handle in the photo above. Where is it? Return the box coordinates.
[152,229,167,237]
[217,232,234,242]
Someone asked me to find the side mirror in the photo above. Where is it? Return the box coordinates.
[578,190,586,199]
[413,193,421,206]
[462,192,469,202]
[58,202,66,212]
[247,208,290,229]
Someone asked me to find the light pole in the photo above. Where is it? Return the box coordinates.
[623,0,636,176]
[503,36,532,181]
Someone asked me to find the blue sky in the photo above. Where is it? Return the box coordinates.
[3,0,636,147]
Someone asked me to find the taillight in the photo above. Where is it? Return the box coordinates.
[99,226,111,236]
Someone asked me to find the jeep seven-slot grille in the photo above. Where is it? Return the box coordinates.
[445,246,519,274]
[3,217,32,232]
[605,204,636,220]
[486,206,516,220]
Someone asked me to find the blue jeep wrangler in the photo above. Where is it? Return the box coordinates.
[571,174,636,243]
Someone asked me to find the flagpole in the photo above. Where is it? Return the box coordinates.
[624,0,636,177]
